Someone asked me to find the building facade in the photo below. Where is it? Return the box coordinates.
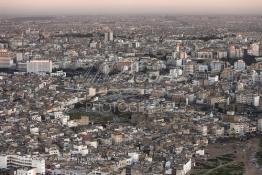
[0,49,13,68]
[26,60,52,73]
[0,154,45,174]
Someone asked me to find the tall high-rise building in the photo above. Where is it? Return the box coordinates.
[109,31,113,41]
[228,45,236,58]
[104,32,109,42]
[26,60,52,73]
[228,45,243,59]
[0,49,13,68]
[235,47,243,58]
[104,31,113,42]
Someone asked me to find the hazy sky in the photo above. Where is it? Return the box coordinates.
[0,0,262,15]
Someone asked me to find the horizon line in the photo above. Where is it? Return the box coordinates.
[1,13,262,18]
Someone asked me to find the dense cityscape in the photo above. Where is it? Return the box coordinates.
[0,14,262,175]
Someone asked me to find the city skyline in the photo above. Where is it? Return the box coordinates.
[0,0,262,15]
[1,3,262,174]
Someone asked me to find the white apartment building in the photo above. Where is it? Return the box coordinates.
[208,75,219,85]
[15,167,37,175]
[89,87,96,97]
[254,96,260,107]
[234,60,246,72]
[0,154,45,174]
[252,70,262,83]
[26,60,52,73]
[217,50,228,59]
[50,71,66,77]
[236,94,260,106]
[170,68,183,78]
[197,51,213,59]
[198,64,208,72]
[72,144,89,156]
[104,31,113,42]
[210,61,222,73]
[176,159,192,175]
[229,123,249,135]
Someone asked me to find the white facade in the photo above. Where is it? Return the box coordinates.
[104,31,113,42]
[234,60,246,72]
[128,153,139,163]
[0,154,45,174]
[30,127,39,135]
[51,71,66,77]
[15,168,37,175]
[252,70,262,83]
[236,94,260,106]
[197,51,213,59]
[170,68,183,78]
[210,61,222,73]
[90,41,97,48]
[132,41,140,48]
[230,123,248,135]
[26,60,52,73]
[198,64,208,72]
[47,147,60,156]
[100,63,111,74]
[208,75,219,84]
[16,53,24,61]
[176,159,192,175]
[217,51,227,59]
[89,87,96,97]
[254,96,260,107]
[72,145,89,156]
[196,149,205,156]
[0,155,7,168]
[109,32,114,41]
[250,42,260,56]
[86,140,98,148]
[201,126,208,136]
[130,61,139,73]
